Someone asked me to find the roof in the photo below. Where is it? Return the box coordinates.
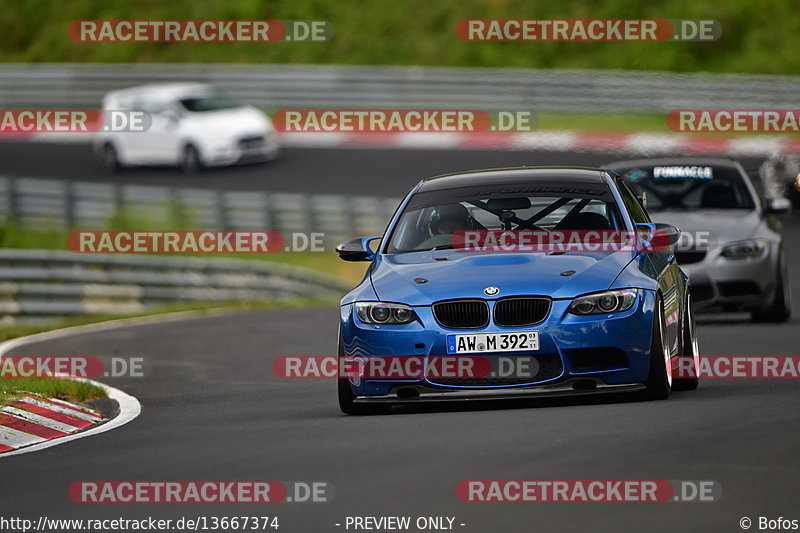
[418,167,608,192]
[604,157,740,169]
[104,83,214,101]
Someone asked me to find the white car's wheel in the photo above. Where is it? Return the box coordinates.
[98,143,121,173]
[180,145,202,175]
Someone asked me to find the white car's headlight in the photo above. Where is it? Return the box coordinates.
[568,289,638,315]
[720,239,768,259]
[356,302,417,324]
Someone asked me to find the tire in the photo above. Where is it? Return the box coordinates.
[672,293,700,391]
[644,295,672,400]
[337,333,390,416]
[98,143,121,173]
[752,252,792,323]
[180,145,202,175]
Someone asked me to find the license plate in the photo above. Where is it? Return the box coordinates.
[446,331,539,354]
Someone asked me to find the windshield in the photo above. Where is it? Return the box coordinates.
[613,165,756,211]
[178,94,242,112]
[385,181,624,253]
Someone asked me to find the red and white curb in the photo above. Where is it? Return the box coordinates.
[0,323,145,457]
[0,393,103,453]
[5,130,799,156]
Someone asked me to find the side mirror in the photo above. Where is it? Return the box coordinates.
[654,223,681,246]
[161,110,180,126]
[336,237,381,262]
[638,191,647,209]
[766,197,791,215]
[635,222,681,250]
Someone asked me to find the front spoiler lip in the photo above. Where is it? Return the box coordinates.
[354,380,646,403]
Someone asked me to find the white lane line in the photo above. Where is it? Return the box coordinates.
[3,407,80,433]
[0,425,46,448]
[17,397,100,422]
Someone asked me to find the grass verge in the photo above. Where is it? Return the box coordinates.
[2,0,800,74]
[0,379,106,405]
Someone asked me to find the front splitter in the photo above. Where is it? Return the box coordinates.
[354,381,646,403]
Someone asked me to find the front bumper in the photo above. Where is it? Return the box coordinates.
[204,136,281,166]
[339,290,657,399]
[355,380,646,404]
[678,244,779,312]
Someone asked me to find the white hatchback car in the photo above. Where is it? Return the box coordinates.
[94,83,280,173]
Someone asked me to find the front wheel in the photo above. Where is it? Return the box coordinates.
[673,293,700,391]
[180,145,202,175]
[98,143,121,173]
[337,334,390,415]
[752,252,792,323]
[644,296,672,400]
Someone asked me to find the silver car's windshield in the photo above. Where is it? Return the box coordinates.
[615,165,756,211]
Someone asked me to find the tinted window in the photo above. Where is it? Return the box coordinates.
[179,94,241,112]
[616,178,650,224]
[386,181,624,253]
[612,165,756,211]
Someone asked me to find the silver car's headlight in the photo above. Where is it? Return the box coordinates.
[720,239,768,259]
[568,289,638,315]
[356,302,417,324]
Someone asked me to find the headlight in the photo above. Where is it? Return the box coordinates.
[720,239,767,259]
[568,289,638,315]
[356,302,418,324]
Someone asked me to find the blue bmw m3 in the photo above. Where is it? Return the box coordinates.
[336,167,700,414]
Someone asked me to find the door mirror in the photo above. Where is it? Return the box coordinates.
[161,109,180,126]
[654,223,681,246]
[336,237,381,262]
[636,222,681,250]
[766,197,791,215]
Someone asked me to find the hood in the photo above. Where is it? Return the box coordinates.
[650,209,762,249]
[180,105,271,137]
[369,250,637,306]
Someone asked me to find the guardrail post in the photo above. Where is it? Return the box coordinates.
[65,181,75,228]
[215,190,228,230]
[307,194,322,235]
[263,193,274,231]
[3,177,17,223]
[345,196,357,239]
[113,182,124,213]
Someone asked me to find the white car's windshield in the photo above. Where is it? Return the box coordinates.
[178,94,242,112]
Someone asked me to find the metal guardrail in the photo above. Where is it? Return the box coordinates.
[0,63,799,112]
[0,176,401,247]
[0,249,351,317]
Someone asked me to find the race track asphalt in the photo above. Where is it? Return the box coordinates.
[0,140,766,196]
[0,143,797,532]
